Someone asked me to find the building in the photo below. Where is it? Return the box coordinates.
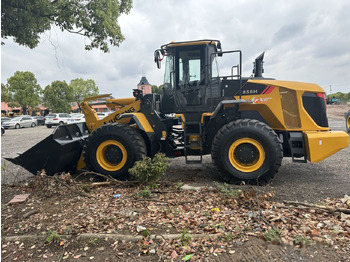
[137,76,152,95]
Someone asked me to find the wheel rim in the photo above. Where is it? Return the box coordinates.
[228,138,265,172]
[96,140,127,171]
[347,116,350,129]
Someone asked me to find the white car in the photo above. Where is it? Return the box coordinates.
[45,113,71,128]
[2,116,37,129]
[97,112,113,119]
[70,113,85,123]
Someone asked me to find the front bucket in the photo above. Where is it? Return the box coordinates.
[7,123,90,176]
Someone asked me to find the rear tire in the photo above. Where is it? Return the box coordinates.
[15,124,20,129]
[83,123,146,179]
[211,119,283,185]
[346,111,350,133]
[31,122,36,127]
[47,125,52,128]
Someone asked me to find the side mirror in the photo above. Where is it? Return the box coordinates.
[154,50,162,69]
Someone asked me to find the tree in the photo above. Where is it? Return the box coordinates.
[43,80,74,113]
[1,83,12,102]
[6,71,42,115]
[1,0,133,52]
[152,85,163,94]
[69,78,99,111]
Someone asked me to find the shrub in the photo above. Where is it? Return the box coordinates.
[129,153,170,185]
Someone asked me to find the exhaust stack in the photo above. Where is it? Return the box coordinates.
[253,52,265,78]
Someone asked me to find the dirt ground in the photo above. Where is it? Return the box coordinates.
[1,105,350,261]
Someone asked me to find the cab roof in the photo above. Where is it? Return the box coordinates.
[161,39,221,50]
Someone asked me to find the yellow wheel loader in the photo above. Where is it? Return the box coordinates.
[10,40,349,185]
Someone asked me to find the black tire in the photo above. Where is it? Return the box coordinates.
[59,121,64,125]
[15,124,20,129]
[83,123,146,179]
[31,122,36,127]
[47,125,52,128]
[346,111,350,133]
[211,119,283,185]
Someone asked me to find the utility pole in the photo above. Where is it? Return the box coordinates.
[329,85,332,94]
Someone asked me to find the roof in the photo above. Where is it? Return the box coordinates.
[161,39,220,49]
[1,102,21,111]
[137,76,151,86]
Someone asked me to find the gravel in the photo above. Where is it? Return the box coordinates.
[1,109,349,203]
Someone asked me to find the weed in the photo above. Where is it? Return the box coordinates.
[263,229,282,244]
[164,207,180,217]
[46,230,61,244]
[214,182,241,197]
[176,181,184,189]
[293,235,311,247]
[89,238,99,244]
[217,233,233,242]
[142,228,151,237]
[180,228,191,246]
[137,186,152,198]
[202,211,211,218]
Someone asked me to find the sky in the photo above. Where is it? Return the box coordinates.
[1,0,350,98]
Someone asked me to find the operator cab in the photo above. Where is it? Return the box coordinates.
[155,40,225,114]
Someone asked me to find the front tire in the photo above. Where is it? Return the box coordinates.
[211,119,283,185]
[83,123,146,179]
[15,124,20,129]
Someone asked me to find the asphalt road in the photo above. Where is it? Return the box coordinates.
[1,118,349,203]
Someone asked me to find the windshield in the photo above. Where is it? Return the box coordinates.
[163,54,174,94]
[11,117,21,121]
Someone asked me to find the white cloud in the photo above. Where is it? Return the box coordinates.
[1,0,350,95]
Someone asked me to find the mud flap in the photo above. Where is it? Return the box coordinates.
[7,123,90,176]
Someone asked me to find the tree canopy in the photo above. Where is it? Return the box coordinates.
[5,71,42,114]
[69,78,99,109]
[43,80,74,113]
[151,84,163,94]
[1,0,133,52]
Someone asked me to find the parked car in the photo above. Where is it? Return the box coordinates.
[33,116,46,126]
[1,117,11,125]
[2,116,37,129]
[45,113,71,128]
[97,112,113,119]
[70,113,85,123]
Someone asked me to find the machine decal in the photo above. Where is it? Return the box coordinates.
[251,96,272,104]
[241,83,275,95]
[104,107,136,124]
[261,85,275,94]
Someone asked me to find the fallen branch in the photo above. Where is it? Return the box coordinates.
[90,181,139,187]
[23,209,40,219]
[79,171,139,187]
[282,200,350,215]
